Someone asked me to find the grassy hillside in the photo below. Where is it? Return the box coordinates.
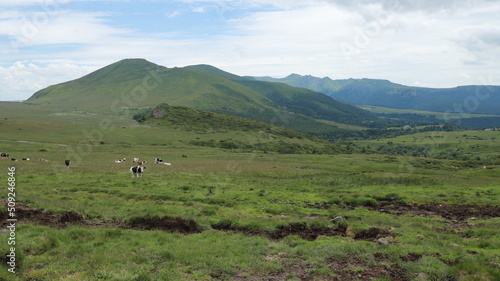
[187,65,388,128]
[0,107,499,280]
[135,103,349,154]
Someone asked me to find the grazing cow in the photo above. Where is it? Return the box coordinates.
[155,158,163,164]
[1,152,9,158]
[130,166,145,178]
[65,160,70,167]
[482,166,487,170]
[22,158,30,161]
[137,160,146,165]
[11,158,17,161]
[39,158,48,162]
[182,155,187,158]
[133,158,140,163]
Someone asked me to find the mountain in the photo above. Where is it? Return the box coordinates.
[27,59,390,137]
[253,74,500,115]
[186,65,382,127]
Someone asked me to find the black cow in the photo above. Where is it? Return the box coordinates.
[65,160,70,167]
[1,153,9,158]
[130,166,146,178]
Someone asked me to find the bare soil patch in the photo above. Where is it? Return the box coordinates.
[126,216,201,234]
[211,221,346,241]
[327,255,410,281]
[231,255,410,281]
[1,200,200,234]
[371,202,500,221]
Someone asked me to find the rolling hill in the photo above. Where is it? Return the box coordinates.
[253,74,500,115]
[26,59,391,137]
[136,103,350,154]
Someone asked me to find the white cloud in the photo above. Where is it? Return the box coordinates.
[0,61,97,101]
[166,10,182,18]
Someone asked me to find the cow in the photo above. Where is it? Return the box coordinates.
[11,158,17,161]
[155,158,163,164]
[482,166,487,170]
[65,160,70,167]
[130,166,145,178]
[137,160,146,165]
[133,158,140,163]
[114,160,124,163]
[22,158,30,161]
[1,153,9,158]
[39,158,48,162]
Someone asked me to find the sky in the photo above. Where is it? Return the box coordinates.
[1,0,500,101]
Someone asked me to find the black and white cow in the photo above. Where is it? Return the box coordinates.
[1,152,9,158]
[113,158,127,163]
[22,158,30,161]
[130,166,146,178]
[155,158,172,165]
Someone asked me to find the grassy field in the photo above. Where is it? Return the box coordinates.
[354,129,500,163]
[1,103,499,280]
[358,105,498,119]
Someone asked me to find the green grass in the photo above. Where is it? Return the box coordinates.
[0,107,499,280]
[360,105,497,119]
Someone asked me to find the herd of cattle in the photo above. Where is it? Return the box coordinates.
[1,152,38,162]
[1,152,172,178]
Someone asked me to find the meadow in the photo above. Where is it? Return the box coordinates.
[0,102,499,280]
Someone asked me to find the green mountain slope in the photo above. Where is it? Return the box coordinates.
[186,65,386,128]
[137,103,350,154]
[253,74,500,115]
[27,58,391,137]
[28,59,272,115]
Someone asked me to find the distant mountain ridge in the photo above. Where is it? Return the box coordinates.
[253,74,500,115]
[26,59,391,138]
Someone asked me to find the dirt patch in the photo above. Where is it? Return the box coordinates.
[230,255,410,281]
[1,200,200,235]
[362,202,500,221]
[1,200,84,227]
[270,222,346,241]
[126,216,201,234]
[354,227,392,240]
[212,221,346,241]
[60,211,84,223]
[327,255,410,281]
[400,253,423,262]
